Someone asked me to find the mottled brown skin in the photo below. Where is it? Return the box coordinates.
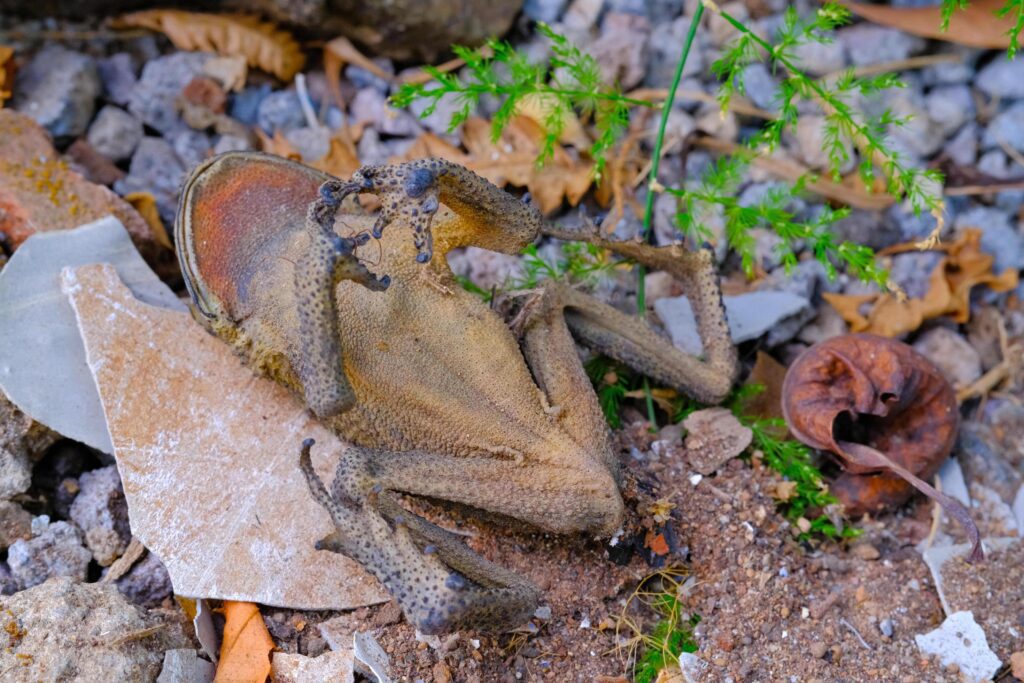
[176,153,739,633]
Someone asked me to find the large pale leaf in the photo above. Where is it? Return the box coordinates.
[62,263,387,610]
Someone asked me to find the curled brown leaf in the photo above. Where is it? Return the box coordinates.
[782,334,982,562]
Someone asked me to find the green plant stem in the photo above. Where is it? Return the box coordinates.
[636,3,705,428]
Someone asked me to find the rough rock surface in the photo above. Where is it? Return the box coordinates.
[0,577,192,682]
[0,395,53,502]
[69,465,131,566]
[6,520,92,590]
[0,111,156,256]
[12,45,100,139]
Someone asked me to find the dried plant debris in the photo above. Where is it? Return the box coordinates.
[824,230,1018,337]
[62,263,388,610]
[215,601,274,682]
[111,11,304,82]
[847,0,1019,50]
[782,334,982,561]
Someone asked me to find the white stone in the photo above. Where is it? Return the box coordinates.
[915,611,1001,682]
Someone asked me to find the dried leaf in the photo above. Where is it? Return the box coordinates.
[846,0,1018,50]
[215,601,274,683]
[515,93,591,149]
[0,46,13,107]
[736,351,788,425]
[202,55,248,92]
[682,407,753,475]
[463,116,594,214]
[308,136,361,180]
[123,192,173,250]
[782,334,982,561]
[646,532,670,556]
[257,129,302,161]
[324,36,389,109]
[112,11,304,81]
[772,480,798,502]
[824,229,1018,336]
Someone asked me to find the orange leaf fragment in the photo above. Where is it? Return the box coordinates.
[0,46,13,107]
[123,192,173,250]
[215,601,274,683]
[845,0,1019,50]
[646,532,670,556]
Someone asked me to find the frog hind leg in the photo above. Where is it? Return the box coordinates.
[515,233,738,406]
[298,440,541,634]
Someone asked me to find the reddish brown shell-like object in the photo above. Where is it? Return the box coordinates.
[782,333,981,561]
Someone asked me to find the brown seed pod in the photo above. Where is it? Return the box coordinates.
[782,333,981,562]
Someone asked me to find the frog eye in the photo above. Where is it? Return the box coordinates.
[176,152,331,322]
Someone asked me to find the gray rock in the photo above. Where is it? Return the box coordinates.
[356,127,390,166]
[0,577,191,681]
[408,92,463,135]
[284,126,331,162]
[115,550,174,607]
[86,106,143,163]
[740,62,780,111]
[980,399,1024,468]
[129,52,210,134]
[839,25,925,67]
[346,61,393,94]
[212,134,253,155]
[0,396,45,502]
[944,122,978,167]
[957,421,1023,503]
[977,150,1012,179]
[69,466,131,567]
[655,290,811,354]
[925,85,974,138]
[912,327,982,389]
[760,259,831,300]
[982,101,1024,152]
[168,128,211,169]
[349,88,422,136]
[116,138,187,226]
[523,0,567,23]
[590,12,651,90]
[954,206,1024,273]
[888,251,943,299]
[13,45,100,139]
[647,16,706,86]
[921,46,978,86]
[976,56,1024,100]
[97,53,138,107]
[831,209,902,251]
[798,305,848,345]
[0,501,31,550]
[256,89,308,134]
[888,203,942,243]
[886,88,945,158]
[157,649,216,683]
[7,520,91,590]
[230,83,272,126]
[791,39,845,76]
[794,115,855,172]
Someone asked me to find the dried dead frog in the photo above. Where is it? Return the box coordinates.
[175,153,738,633]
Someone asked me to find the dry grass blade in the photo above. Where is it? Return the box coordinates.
[111,10,304,81]
[845,0,1018,49]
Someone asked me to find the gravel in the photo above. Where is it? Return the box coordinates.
[6,520,91,590]
[129,52,211,134]
[13,45,100,139]
[86,105,143,163]
[975,56,1024,100]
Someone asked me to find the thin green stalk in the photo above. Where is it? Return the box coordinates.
[637,3,705,428]
[637,2,706,316]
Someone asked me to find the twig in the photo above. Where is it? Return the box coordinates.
[100,537,146,583]
[820,53,961,82]
[294,73,322,130]
[839,617,873,651]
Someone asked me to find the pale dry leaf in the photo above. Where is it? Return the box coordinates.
[112,10,304,81]
[683,407,753,475]
[324,36,390,109]
[202,54,248,92]
[846,0,1019,50]
[123,191,173,250]
[62,263,388,610]
[515,93,591,149]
